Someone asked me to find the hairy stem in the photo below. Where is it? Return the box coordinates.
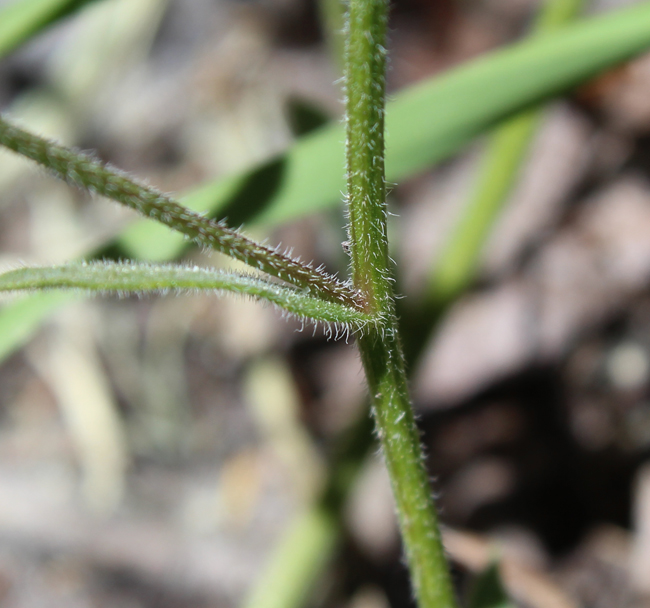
[0,115,363,310]
[345,0,389,310]
[345,1,457,606]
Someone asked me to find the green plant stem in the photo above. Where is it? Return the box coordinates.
[245,0,592,604]
[357,332,456,608]
[345,1,456,606]
[345,0,390,310]
[0,115,362,310]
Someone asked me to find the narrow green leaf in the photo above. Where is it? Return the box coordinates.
[0,262,375,329]
[0,115,363,310]
[0,0,99,57]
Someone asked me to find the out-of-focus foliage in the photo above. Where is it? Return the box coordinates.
[0,0,99,57]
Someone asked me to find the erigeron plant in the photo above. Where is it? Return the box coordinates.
[4,0,650,607]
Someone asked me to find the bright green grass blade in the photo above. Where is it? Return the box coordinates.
[0,0,99,57]
[118,0,650,262]
[428,0,585,305]
[0,262,374,328]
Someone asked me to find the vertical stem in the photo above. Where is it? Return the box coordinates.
[345,1,457,607]
[356,332,457,608]
[345,0,390,310]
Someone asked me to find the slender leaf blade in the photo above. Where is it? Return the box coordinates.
[0,115,362,309]
[0,262,374,328]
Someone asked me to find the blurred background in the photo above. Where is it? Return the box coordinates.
[1,0,650,606]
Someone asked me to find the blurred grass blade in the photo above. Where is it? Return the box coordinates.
[468,563,515,608]
[0,262,374,327]
[0,291,77,361]
[428,0,585,305]
[429,111,541,305]
[0,0,99,57]
[242,508,338,608]
[317,0,345,70]
[535,0,584,30]
[243,405,374,608]
[119,0,650,262]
